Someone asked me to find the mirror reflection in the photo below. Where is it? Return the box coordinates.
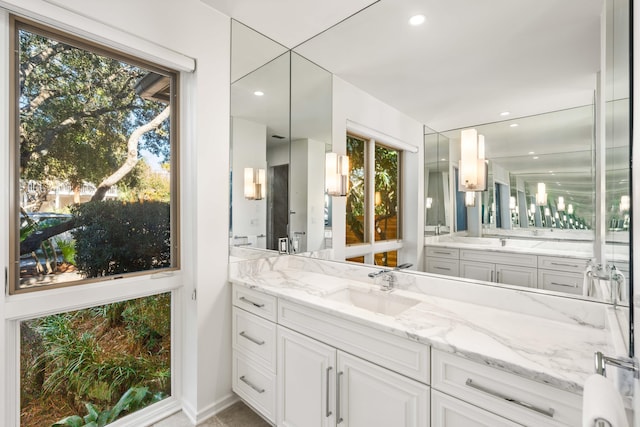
[229,0,630,307]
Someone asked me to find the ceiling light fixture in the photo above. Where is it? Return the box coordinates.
[409,14,426,26]
[509,123,519,128]
[253,90,264,96]
[500,111,510,116]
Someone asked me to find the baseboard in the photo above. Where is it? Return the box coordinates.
[182,392,239,425]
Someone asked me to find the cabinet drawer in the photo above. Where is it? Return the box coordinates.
[233,307,277,372]
[233,284,277,321]
[432,350,581,426]
[425,258,460,277]
[496,264,537,288]
[460,249,537,268]
[432,390,521,427]
[460,260,493,282]
[537,256,589,274]
[278,299,430,384]
[426,246,460,259]
[233,352,276,423]
[538,270,584,295]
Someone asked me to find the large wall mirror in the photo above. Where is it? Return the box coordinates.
[229,0,631,324]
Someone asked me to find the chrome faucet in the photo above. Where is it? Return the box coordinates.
[368,263,413,291]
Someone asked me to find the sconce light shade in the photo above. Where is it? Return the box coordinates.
[567,204,574,215]
[509,196,516,210]
[458,129,487,192]
[244,167,266,200]
[425,197,433,209]
[544,207,551,217]
[620,195,630,212]
[535,182,547,206]
[557,196,565,211]
[375,191,382,206]
[530,203,536,214]
[326,152,349,196]
[464,191,476,207]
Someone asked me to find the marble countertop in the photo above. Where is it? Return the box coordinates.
[230,267,615,395]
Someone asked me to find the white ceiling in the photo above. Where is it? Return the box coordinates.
[205,0,603,132]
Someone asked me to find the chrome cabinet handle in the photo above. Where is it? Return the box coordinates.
[465,378,554,418]
[240,375,265,393]
[239,296,265,308]
[326,367,333,417]
[434,266,451,271]
[434,251,452,255]
[337,371,344,424]
[490,271,494,282]
[239,331,265,345]
[550,281,577,288]
[496,271,500,283]
[550,262,579,268]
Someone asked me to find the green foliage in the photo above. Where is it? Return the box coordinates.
[52,387,163,427]
[121,293,171,351]
[55,238,76,264]
[71,200,171,278]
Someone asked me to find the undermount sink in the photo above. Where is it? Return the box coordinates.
[324,287,420,316]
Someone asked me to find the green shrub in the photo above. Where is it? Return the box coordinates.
[55,238,77,265]
[71,200,171,278]
[121,293,170,351]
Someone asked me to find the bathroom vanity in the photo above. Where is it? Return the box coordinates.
[229,255,625,427]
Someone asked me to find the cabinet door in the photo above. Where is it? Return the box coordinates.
[460,260,494,282]
[495,264,537,287]
[425,257,460,277]
[277,326,336,427]
[337,351,429,427]
[431,390,521,427]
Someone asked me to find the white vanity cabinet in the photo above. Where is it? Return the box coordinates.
[459,249,537,288]
[232,287,278,423]
[431,350,582,427]
[537,255,590,295]
[277,326,430,427]
[425,246,460,277]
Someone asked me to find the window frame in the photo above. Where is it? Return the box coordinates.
[9,15,181,294]
[345,131,403,265]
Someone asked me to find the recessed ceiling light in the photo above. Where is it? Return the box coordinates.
[254,91,264,96]
[509,123,519,128]
[533,156,539,160]
[500,111,510,116]
[548,170,553,173]
[441,158,446,161]
[409,14,426,26]
[528,151,535,155]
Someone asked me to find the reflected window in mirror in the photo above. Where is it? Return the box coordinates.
[345,133,403,266]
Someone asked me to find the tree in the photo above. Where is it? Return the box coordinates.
[17,25,172,256]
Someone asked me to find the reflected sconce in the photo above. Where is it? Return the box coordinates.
[557,196,565,212]
[326,152,349,196]
[620,195,630,212]
[509,196,516,210]
[244,167,266,200]
[535,183,547,206]
[544,207,551,217]
[375,191,383,206]
[529,203,536,214]
[425,197,433,209]
[567,204,574,215]
[465,192,476,207]
[458,129,487,192]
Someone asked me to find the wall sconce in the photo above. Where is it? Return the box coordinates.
[244,167,265,200]
[557,196,565,211]
[620,195,630,212]
[375,191,383,206]
[465,192,476,207]
[567,204,574,215]
[458,129,487,192]
[425,197,433,209]
[535,182,547,206]
[544,207,551,217]
[326,152,349,196]
[509,196,516,210]
[529,203,536,214]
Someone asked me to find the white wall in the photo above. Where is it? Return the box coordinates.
[331,77,424,268]
[0,0,233,424]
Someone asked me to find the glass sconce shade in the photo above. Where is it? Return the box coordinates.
[244,167,266,200]
[326,152,349,196]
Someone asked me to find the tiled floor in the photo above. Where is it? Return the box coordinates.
[152,401,271,427]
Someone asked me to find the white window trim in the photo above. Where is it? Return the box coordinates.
[0,8,185,427]
[344,127,404,265]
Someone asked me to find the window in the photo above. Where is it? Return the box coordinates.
[20,293,171,426]
[345,133,402,266]
[11,17,179,293]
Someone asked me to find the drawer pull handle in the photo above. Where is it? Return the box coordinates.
[239,331,265,345]
[550,282,577,288]
[239,296,265,308]
[434,251,453,255]
[550,262,579,268]
[240,375,265,394]
[337,371,344,424]
[434,267,451,271]
[465,378,555,418]
[326,367,333,417]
